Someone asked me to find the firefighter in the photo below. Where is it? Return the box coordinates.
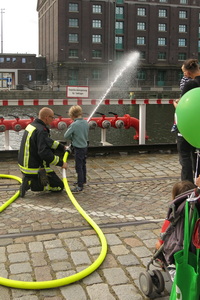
[18,107,67,197]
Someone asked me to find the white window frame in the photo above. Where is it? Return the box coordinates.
[158,24,167,32]
[92,34,102,43]
[158,37,167,46]
[137,22,146,30]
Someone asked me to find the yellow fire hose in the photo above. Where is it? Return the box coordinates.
[0,151,107,289]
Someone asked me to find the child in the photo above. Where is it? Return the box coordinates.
[64,105,89,193]
[155,180,198,281]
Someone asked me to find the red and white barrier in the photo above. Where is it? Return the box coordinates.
[0,98,174,106]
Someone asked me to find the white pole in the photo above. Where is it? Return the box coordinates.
[1,9,5,54]
[139,104,146,145]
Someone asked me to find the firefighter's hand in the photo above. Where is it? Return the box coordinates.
[62,162,67,169]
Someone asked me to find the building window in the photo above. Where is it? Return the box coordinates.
[69,3,78,12]
[158,24,167,32]
[137,8,146,16]
[179,11,187,19]
[92,20,102,28]
[92,69,101,80]
[158,71,166,85]
[22,58,26,63]
[140,51,146,59]
[137,36,146,45]
[6,57,10,62]
[158,52,166,60]
[116,0,124,4]
[180,0,187,3]
[92,34,102,43]
[69,19,78,27]
[69,34,78,42]
[12,58,16,62]
[159,0,167,2]
[178,38,186,46]
[158,38,166,46]
[159,9,167,17]
[137,22,146,30]
[92,50,102,58]
[116,6,124,18]
[115,36,124,49]
[137,70,146,80]
[68,69,78,85]
[179,24,187,33]
[116,21,124,34]
[178,53,187,60]
[22,73,31,82]
[0,57,4,63]
[69,49,78,57]
[92,5,102,13]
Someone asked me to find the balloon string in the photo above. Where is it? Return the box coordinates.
[195,149,200,181]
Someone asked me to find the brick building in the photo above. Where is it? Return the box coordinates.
[0,54,46,89]
[36,0,200,89]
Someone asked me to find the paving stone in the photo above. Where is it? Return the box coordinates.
[71,251,91,265]
[0,286,10,300]
[86,283,116,300]
[110,244,130,255]
[117,254,140,266]
[31,252,48,267]
[29,241,44,253]
[44,239,63,249]
[9,262,32,274]
[131,246,153,258]
[7,243,27,253]
[102,268,129,285]
[47,248,68,261]
[112,284,143,300]
[61,284,87,300]
[8,252,30,263]
[35,266,53,281]
[65,238,85,251]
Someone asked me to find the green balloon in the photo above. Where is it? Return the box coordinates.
[176,87,200,148]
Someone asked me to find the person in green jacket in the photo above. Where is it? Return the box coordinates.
[64,105,89,192]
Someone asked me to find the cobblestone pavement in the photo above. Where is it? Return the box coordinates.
[0,152,181,300]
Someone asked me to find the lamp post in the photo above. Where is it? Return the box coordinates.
[1,8,5,53]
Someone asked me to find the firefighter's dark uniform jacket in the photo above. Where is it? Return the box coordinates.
[18,118,65,175]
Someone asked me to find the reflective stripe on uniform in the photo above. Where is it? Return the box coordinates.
[18,164,53,175]
[23,124,36,168]
[18,164,39,174]
[50,155,60,166]
[44,184,62,192]
[51,140,59,150]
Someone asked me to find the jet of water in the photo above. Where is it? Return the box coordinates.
[87,51,140,122]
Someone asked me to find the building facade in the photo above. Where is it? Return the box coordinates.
[0,54,46,89]
[37,0,200,89]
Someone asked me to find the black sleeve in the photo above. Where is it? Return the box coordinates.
[181,80,199,97]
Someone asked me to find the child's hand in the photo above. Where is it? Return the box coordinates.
[195,175,200,188]
[173,99,179,108]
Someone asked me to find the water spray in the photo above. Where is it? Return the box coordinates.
[87,51,140,122]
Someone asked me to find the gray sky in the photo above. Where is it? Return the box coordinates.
[0,0,38,55]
